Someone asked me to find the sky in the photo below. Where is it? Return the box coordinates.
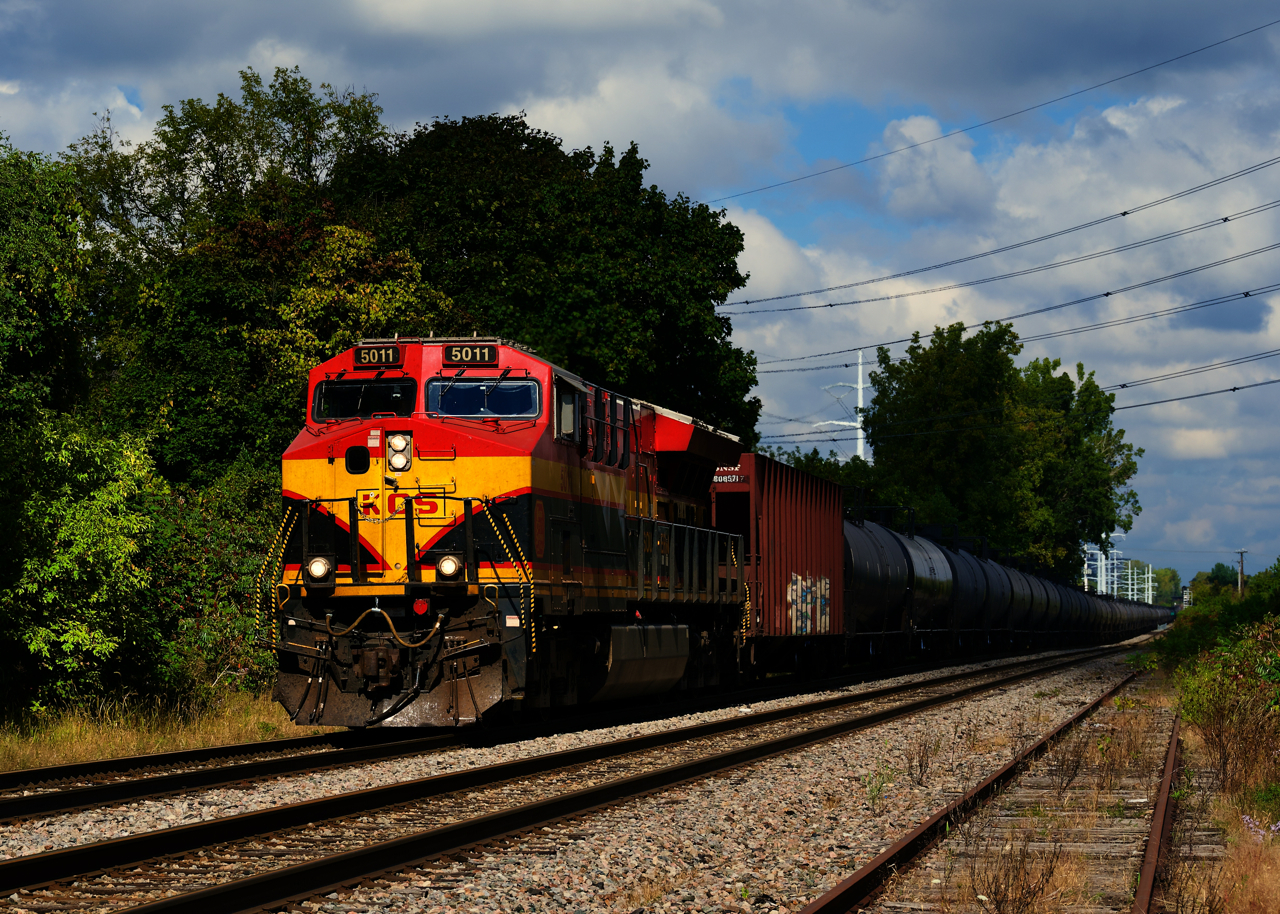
[2,0,1278,585]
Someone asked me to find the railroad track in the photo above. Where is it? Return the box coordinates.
[2,645,1137,913]
[799,674,1181,913]
[0,645,1119,824]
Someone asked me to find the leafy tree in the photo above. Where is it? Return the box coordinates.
[0,419,162,704]
[329,115,760,443]
[1154,566,1181,606]
[860,321,1141,575]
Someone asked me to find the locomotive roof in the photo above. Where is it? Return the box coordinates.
[354,335,741,446]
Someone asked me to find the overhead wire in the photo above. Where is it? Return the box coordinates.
[756,256,1280,374]
[1100,347,1280,391]
[729,199,1280,318]
[761,374,1280,444]
[725,154,1280,307]
[707,16,1280,205]
[761,343,1280,439]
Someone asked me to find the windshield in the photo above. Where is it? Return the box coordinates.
[427,378,540,418]
[312,379,417,421]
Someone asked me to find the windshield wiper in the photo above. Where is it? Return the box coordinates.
[484,368,513,398]
[438,369,466,399]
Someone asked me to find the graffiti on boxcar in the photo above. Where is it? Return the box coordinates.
[788,573,830,634]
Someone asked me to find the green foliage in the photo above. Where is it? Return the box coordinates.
[1154,568,1280,670]
[1154,566,1181,606]
[0,418,160,703]
[330,115,760,444]
[1176,614,1280,791]
[140,458,281,705]
[860,322,1141,575]
[2,69,761,709]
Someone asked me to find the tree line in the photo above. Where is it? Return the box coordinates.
[1,67,757,708]
[2,65,1145,710]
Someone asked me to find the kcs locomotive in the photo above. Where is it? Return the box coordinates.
[266,337,1165,728]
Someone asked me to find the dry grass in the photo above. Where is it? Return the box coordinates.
[1216,810,1280,914]
[0,693,339,772]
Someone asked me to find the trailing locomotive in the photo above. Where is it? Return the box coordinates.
[269,337,1167,728]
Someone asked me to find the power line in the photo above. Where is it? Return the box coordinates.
[731,199,1280,319]
[1101,347,1280,391]
[726,154,1280,307]
[707,16,1280,205]
[760,375,1280,444]
[761,344,1280,437]
[1016,285,1280,344]
[756,256,1280,375]
[1113,375,1280,410]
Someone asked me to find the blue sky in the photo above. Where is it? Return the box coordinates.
[3,0,1278,585]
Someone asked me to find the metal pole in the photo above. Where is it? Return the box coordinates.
[1237,549,1248,593]
[857,349,865,462]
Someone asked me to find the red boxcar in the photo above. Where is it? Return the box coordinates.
[712,453,845,637]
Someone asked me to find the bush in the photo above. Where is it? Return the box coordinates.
[1177,616,1280,793]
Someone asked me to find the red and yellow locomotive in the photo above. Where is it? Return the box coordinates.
[272,337,747,727]
[269,337,1168,728]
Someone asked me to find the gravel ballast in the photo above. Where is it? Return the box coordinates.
[0,649,1108,861]
[282,654,1136,914]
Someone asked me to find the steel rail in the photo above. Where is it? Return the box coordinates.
[0,645,1121,824]
[0,646,1128,896]
[0,646,1117,824]
[115,651,1133,914]
[797,671,1141,913]
[0,642,1117,807]
[0,732,460,822]
[1132,715,1182,914]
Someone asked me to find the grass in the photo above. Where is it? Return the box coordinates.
[0,693,340,772]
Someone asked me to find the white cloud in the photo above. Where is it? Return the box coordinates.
[358,0,723,37]
[0,81,17,95]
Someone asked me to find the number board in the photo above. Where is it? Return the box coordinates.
[353,345,401,368]
[442,344,499,367]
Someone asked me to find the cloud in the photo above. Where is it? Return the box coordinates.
[877,116,994,223]
[359,0,723,37]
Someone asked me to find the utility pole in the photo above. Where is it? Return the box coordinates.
[857,349,864,462]
[1237,549,1248,593]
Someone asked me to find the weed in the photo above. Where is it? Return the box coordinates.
[907,731,943,786]
[968,827,1062,914]
[863,760,895,814]
[1049,728,1089,798]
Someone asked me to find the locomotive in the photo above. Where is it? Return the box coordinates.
[268,337,1166,728]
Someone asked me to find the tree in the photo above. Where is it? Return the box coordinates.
[329,115,760,443]
[1154,567,1181,606]
[861,321,1141,576]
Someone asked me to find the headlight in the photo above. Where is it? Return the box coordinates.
[307,557,332,579]
[436,554,462,578]
[389,451,410,471]
[388,434,410,452]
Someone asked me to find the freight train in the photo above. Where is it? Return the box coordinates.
[268,337,1166,728]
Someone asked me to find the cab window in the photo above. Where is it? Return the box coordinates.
[426,378,540,418]
[312,379,416,421]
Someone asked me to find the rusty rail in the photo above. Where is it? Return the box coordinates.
[1132,715,1182,914]
[798,671,1141,914]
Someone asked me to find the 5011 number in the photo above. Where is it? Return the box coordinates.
[443,345,497,366]
[354,345,401,366]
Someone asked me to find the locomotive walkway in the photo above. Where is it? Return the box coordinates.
[0,644,1144,913]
